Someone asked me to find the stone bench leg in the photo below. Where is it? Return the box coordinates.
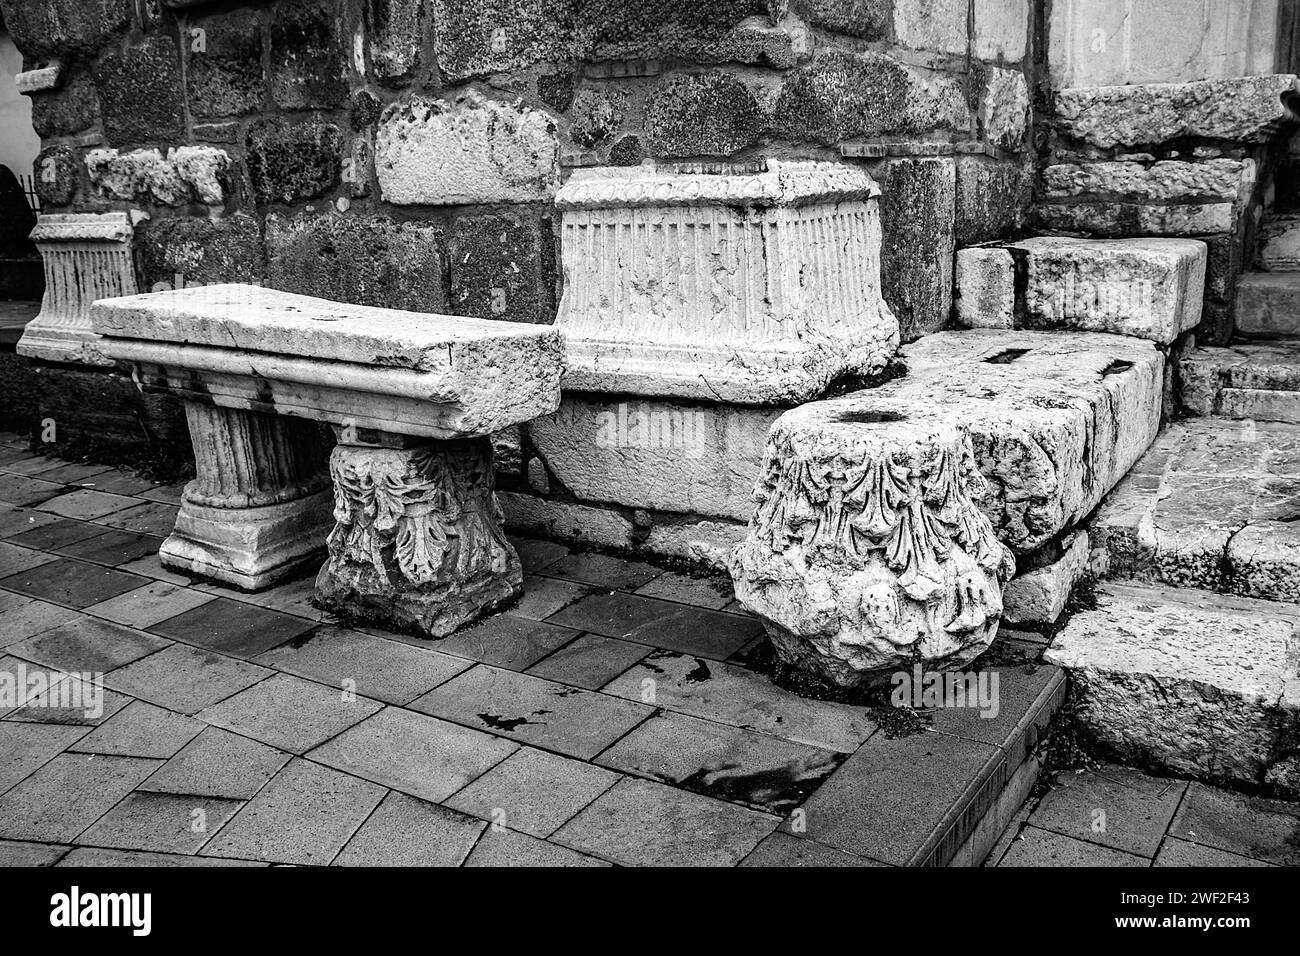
[161,403,335,589]
[313,430,522,637]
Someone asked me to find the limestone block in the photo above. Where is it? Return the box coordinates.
[376,91,560,205]
[893,0,968,55]
[980,66,1028,149]
[85,147,230,206]
[1228,522,1300,604]
[1002,530,1090,625]
[92,284,565,439]
[1042,159,1256,204]
[955,237,1207,344]
[1257,215,1300,271]
[16,64,62,94]
[18,212,138,367]
[730,406,1016,686]
[973,0,1029,62]
[1036,202,1235,237]
[954,155,1026,246]
[555,160,899,404]
[1045,583,1300,796]
[1055,74,1300,148]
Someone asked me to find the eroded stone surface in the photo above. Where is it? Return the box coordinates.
[1042,159,1256,204]
[85,148,230,206]
[1257,215,1300,272]
[1003,530,1091,625]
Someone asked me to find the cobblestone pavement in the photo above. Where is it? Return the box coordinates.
[0,433,1294,867]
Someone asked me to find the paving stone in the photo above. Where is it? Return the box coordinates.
[255,625,471,705]
[0,753,161,843]
[0,541,55,577]
[8,616,171,673]
[116,553,197,586]
[85,581,215,629]
[510,536,570,572]
[141,726,290,800]
[998,825,1149,867]
[508,574,594,620]
[0,508,62,537]
[635,572,734,609]
[1027,765,1186,858]
[35,462,114,484]
[463,827,610,867]
[58,847,265,867]
[1168,782,1300,866]
[151,597,317,658]
[67,700,204,758]
[785,729,1004,866]
[78,470,158,497]
[549,592,763,660]
[0,598,80,648]
[36,489,140,520]
[0,654,73,719]
[2,456,67,476]
[598,711,842,814]
[200,673,382,755]
[552,776,777,867]
[542,552,663,590]
[412,665,652,759]
[333,792,486,867]
[6,674,132,726]
[0,559,149,609]
[4,518,108,550]
[95,501,180,536]
[604,650,876,754]
[77,791,243,854]
[0,839,70,866]
[740,831,884,867]
[309,706,517,803]
[924,663,1066,770]
[221,571,329,621]
[426,615,579,671]
[444,746,620,837]
[203,758,386,865]
[1154,837,1273,867]
[0,721,90,795]
[137,483,185,504]
[0,474,63,506]
[525,633,651,690]
[105,643,272,715]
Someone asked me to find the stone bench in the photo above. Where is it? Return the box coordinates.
[92,284,564,636]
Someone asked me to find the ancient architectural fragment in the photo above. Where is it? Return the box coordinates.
[730,403,1016,686]
[85,147,230,206]
[93,285,564,632]
[17,212,137,366]
[554,161,900,404]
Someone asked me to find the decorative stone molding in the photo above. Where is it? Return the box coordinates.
[730,403,1016,687]
[17,212,137,366]
[554,160,900,404]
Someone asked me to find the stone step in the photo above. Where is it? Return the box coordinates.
[1044,583,1300,797]
[1090,418,1300,602]
[1256,214,1300,271]
[1235,272,1300,337]
[1180,339,1300,422]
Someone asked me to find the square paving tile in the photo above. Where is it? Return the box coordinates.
[1154,837,1273,867]
[141,726,290,799]
[0,721,91,795]
[29,462,114,484]
[0,541,56,578]
[445,746,620,837]
[105,643,272,714]
[202,757,386,865]
[58,848,264,867]
[254,624,471,705]
[1027,764,1186,858]
[200,673,382,754]
[0,654,72,718]
[4,517,107,550]
[604,650,876,753]
[0,839,71,866]
[309,706,517,803]
[85,581,215,629]
[548,592,763,659]
[525,633,651,690]
[37,489,140,520]
[137,482,185,504]
[0,558,150,609]
[412,664,653,759]
[68,700,205,758]
[0,598,81,649]
[542,552,663,590]
[2,456,64,476]
[924,663,1065,769]
[116,553,196,586]
[508,574,594,621]
[8,616,171,673]
[1168,781,1300,866]
[634,571,733,609]
[56,529,163,566]
[5,674,132,726]
[76,791,243,855]
[552,776,777,867]
[998,825,1149,867]
[222,571,329,621]
[427,614,579,671]
[78,470,159,497]
[509,536,570,573]
[151,597,316,658]
[463,827,609,867]
[0,473,64,507]
[0,507,62,538]
[333,792,486,866]
[597,711,842,814]
[0,752,161,843]
[740,831,882,867]
[785,729,1004,866]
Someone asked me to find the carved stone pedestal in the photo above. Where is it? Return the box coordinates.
[163,403,334,589]
[313,432,521,636]
[729,400,1016,688]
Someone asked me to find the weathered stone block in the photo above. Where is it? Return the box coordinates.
[186,8,266,118]
[33,146,78,208]
[979,66,1028,149]
[0,0,131,59]
[246,119,343,204]
[431,0,572,81]
[86,148,231,206]
[448,212,554,325]
[1036,202,1235,237]
[270,0,348,109]
[569,88,625,149]
[791,0,890,39]
[643,72,765,157]
[366,0,427,80]
[575,0,793,66]
[973,0,1029,62]
[893,0,968,55]
[1257,215,1300,272]
[93,37,185,144]
[1002,530,1090,625]
[954,246,1014,328]
[954,155,1025,245]
[265,213,446,313]
[30,72,99,138]
[1042,159,1256,204]
[140,215,265,291]
[376,91,560,204]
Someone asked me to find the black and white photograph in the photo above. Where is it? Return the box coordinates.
[0,0,1292,935]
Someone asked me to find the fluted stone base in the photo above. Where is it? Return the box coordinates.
[314,433,522,637]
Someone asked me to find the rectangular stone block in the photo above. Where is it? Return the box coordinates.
[1036,202,1235,237]
[954,246,1014,328]
[1042,159,1255,204]
[1002,530,1091,625]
